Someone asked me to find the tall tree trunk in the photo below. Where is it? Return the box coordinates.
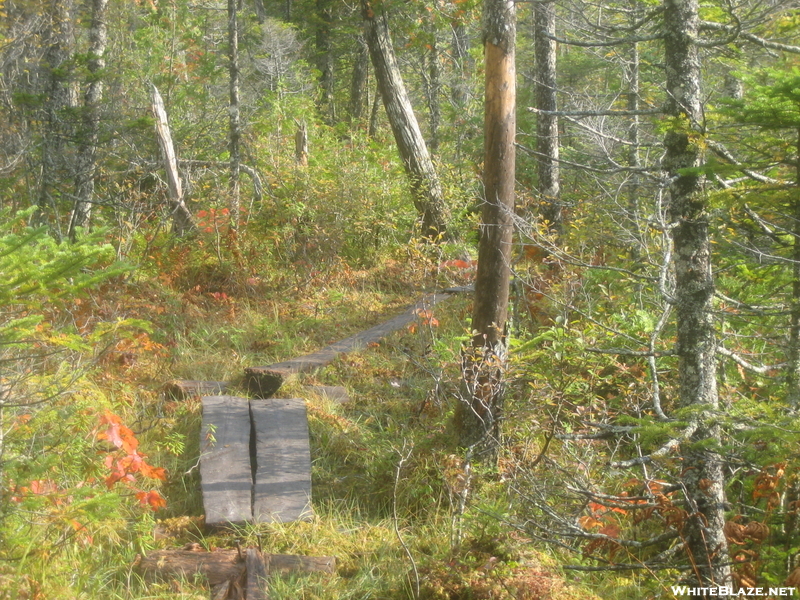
[450,21,470,108]
[533,0,560,233]
[788,128,800,407]
[316,0,335,124]
[252,0,266,23]
[663,0,731,587]
[36,0,76,233]
[457,0,515,460]
[68,0,108,241]
[228,0,241,227]
[150,84,194,236]
[423,27,441,154]
[362,0,448,238]
[349,34,370,123]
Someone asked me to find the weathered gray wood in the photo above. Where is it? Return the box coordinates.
[200,396,253,528]
[139,549,336,585]
[245,291,460,398]
[246,548,269,600]
[211,580,231,600]
[164,379,229,399]
[251,398,313,523]
[308,385,349,404]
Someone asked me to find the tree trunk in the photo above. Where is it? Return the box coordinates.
[36,0,76,233]
[361,0,447,238]
[533,0,560,233]
[788,127,800,407]
[423,27,441,154]
[228,0,241,226]
[150,84,194,236]
[68,0,108,241]
[349,34,370,123]
[456,0,515,460]
[252,0,266,23]
[663,0,731,587]
[316,0,335,123]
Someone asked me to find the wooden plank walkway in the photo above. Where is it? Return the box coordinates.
[199,396,313,527]
[245,287,470,398]
[251,398,313,523]
[200,396,253,528]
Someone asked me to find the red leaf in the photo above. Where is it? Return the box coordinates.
[136,490,167,510]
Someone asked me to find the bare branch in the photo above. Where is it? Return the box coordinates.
[716,345,785,375]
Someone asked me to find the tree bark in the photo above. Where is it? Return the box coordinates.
[423,26,441,153]
[361,0,448,238]
[532,0,560,233]
[349,34,370,123]
[788,127,800,407]
[150,84,194,236]
[68,0,108,240]
[457,0,515,460]
[316,0,335,124]
[36,0,76,233]
[228,0,241,226]
[663,0,731,588]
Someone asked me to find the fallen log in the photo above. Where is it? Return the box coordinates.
[139,549,336,586]
[164,379,229,399]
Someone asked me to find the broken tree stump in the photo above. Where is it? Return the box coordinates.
[251,398,313,523]
[245,290,462,398]
[200,396,253,528]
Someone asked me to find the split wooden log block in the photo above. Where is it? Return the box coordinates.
[199,396,313,528]
[245,290,462,398]
[200,396,254,528]
[165,379,229,399]
[251,398,313,523]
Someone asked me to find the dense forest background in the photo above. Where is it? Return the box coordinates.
[2,0,800,598]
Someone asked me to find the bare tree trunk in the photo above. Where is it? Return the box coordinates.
[663,0,730,587]
[316,0,335,124]
[362,0,447,238]
[349,34,370,123]
[228,0,241,226]
[450,21,471,108]
[422,26,441,154]
[36,0,76,233]
[294,119,308,166]
[788,127,800,407]
[533,0,560,233]
[252,0,266,23]
[68,0,108,240]
[150,84,194,236]
[368,83,381,138]
[457,0,515,460]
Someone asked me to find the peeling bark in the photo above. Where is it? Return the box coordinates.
[362,0,448,238]
[457,0,515,459]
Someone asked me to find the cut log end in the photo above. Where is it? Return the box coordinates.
[244,367,289,398]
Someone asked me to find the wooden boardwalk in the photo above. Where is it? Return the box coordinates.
[196,287,471,529]
[246,287,470,398]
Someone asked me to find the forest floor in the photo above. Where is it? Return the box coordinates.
[2,250,604,599]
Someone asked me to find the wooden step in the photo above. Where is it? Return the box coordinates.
[199,396,254,528]
[251,398,313,523]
